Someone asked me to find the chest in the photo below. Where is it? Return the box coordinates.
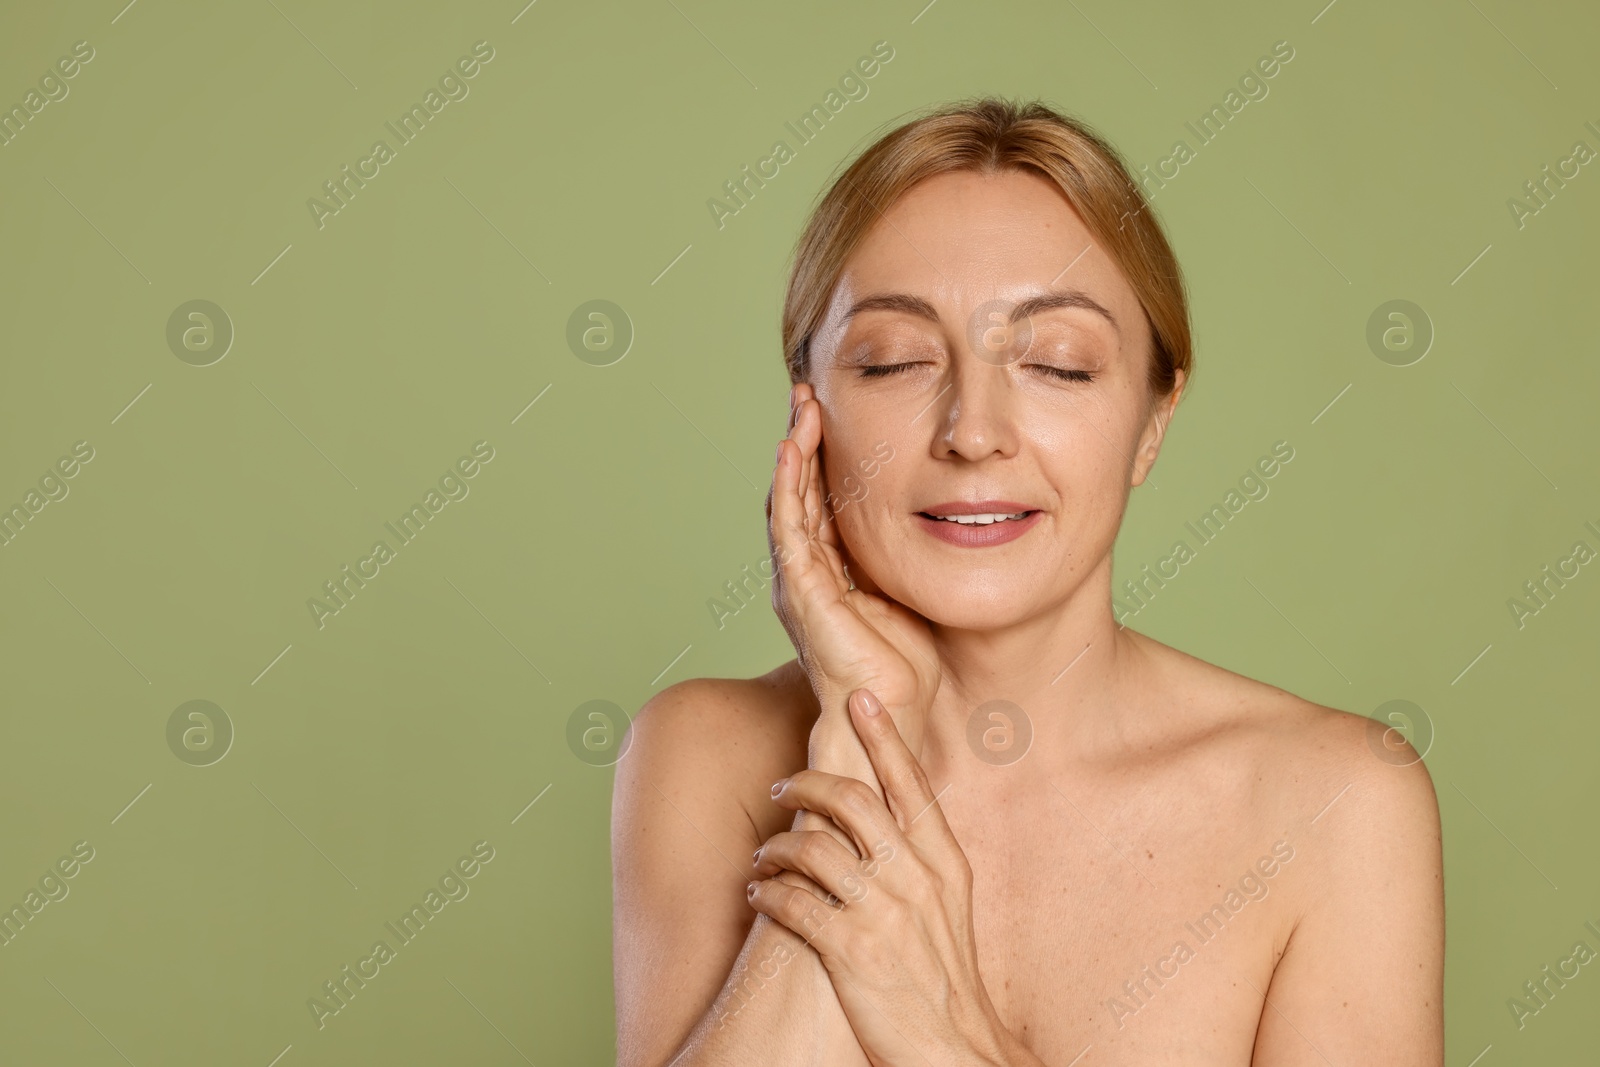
[943,777,1298,1064]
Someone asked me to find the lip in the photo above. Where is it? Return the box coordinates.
[915,502,1042,547]
[921,500,1035,517]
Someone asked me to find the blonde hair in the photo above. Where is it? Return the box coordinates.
[781,97,1191,400]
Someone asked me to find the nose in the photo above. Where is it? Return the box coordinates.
[928,349,1019,461]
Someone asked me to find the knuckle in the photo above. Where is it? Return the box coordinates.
[841,779,879,820]
[851,928,894,973]
[939,858,972,899]
[771,887,805,925]
[906,759,933,793]
[908,862,944,902]
[796,831,830,865]
[885,768,919,803]
[800,901,837,941]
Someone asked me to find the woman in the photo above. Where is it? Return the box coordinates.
[612,98,1443,1066]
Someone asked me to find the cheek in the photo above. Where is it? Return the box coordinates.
[824,446,895,519]
[819,409,896,483]
[1019,419,1140,551]
[824,453,905,562]
[1026,385,1142,475]
[830,490,909,598]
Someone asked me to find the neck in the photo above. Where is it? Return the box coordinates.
[917,556,1153,772]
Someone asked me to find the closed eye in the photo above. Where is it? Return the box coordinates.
[858,362,1094,382]
[858,362,926,378]
[1029,365,1096,383]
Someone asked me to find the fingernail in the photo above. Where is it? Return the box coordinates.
[747,881,758,898]
[770,778,787,797]
[856,690,882,717]
[752,846,763,864]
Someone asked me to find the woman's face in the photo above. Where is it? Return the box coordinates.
[807,167,1181,630]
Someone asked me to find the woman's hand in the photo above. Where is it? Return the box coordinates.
[768,383,941,773]
[748,688,1016,1067]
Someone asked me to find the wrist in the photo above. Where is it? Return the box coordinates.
[813,684,928,763]
[808,717,876,777]
[809,683,856,722]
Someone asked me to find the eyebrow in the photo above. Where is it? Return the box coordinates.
[1012,289,1121,338]
[842,287,1121,337]
[841,292,942,325]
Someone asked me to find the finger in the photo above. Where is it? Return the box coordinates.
[790,380,813,433]
[754,830,869,906]
[767,865,835,908]
[770,433,820,595]
[770,429,848,627]
[849,688,948,835]
[793,395,852,587]
[747,877,847,952]
[793,392,824,533]
[771,769,902,860]
[789,380,810,434]
[805,414,840,550]
[791,388,834,545]
[773,387,810,540]
[773,390,854,620]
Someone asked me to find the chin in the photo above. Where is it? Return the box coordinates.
[918,595,1038,631]
[849,549,1045,631]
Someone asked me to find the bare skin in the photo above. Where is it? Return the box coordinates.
[612,169,1444,1066]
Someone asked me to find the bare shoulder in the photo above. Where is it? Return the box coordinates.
[1132,636,1446,1058]
[608,664,830,1064]
[1135,631,1441,855]
[613,660,817,838]
[626,658,815,771]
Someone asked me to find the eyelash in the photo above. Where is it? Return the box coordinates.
[858,363,919,378]
[858,362,1096,383]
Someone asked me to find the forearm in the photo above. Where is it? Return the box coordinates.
[660,700,873,1066]
[663,699,923,1066]
[665,852,867,1066]
[805,706,1053,1067]
[808,692,886,801]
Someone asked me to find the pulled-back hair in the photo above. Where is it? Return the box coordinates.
[781,97,1191,400]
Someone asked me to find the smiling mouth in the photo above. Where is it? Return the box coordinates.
[919,510,1036,526]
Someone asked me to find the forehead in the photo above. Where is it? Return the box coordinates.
[818,168,1145,346]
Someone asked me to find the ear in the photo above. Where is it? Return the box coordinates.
[1132,368,1185,488]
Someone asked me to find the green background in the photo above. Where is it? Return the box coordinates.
[1,0,1596,1062]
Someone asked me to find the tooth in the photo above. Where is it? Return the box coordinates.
[931,512,1033,523]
